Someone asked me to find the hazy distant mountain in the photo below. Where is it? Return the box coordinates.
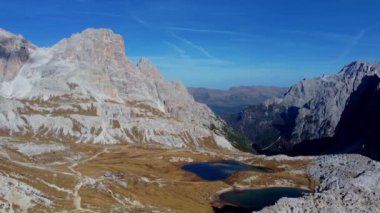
[188,86,288,114]
[225,61,380,159]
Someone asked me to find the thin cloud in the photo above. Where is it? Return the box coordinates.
[74,0,124,5]
[79,11,121,17]
[164,41,188,58]
[338,22,380,61]
[163,41,228,67]
[279,29,354,42]
[29,9,122,18]
[130,55,229,69]
[171,34,214,58]
[131,15,150,27]
[166,26,252,37]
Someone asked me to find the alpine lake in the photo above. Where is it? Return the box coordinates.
[182,159,311,212]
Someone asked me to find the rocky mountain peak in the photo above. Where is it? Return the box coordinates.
[339,61,375,78]
[0,28,18,39]
[226,60,380,158]
[277,61,380,143]
[0,28,234,151]
[0,28,35,82]
[52,28,127,68]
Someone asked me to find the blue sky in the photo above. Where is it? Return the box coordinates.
[1,0,380,89]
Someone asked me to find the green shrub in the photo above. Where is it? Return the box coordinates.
[222,126,255,153]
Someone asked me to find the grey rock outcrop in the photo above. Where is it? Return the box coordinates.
[260,154,380,212]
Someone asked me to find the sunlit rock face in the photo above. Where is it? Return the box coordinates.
[0,28,233,150]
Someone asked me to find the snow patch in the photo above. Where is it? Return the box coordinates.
[169,157,193,163]
[12,143,67,156]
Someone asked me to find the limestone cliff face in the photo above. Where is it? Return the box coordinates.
[279,61,378,143]
[0,28,233,150]
[226,61,380,157]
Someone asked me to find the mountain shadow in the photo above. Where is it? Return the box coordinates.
[225,104,301,154]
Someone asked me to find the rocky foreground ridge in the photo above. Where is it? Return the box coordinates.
[226,61,380,159]
[261,154,380,212]
[0,28,233,150]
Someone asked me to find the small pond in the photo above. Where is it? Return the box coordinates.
[181,160,272,181]
[216,187,310,212]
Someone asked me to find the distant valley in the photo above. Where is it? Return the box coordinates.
[188,86,287,115]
